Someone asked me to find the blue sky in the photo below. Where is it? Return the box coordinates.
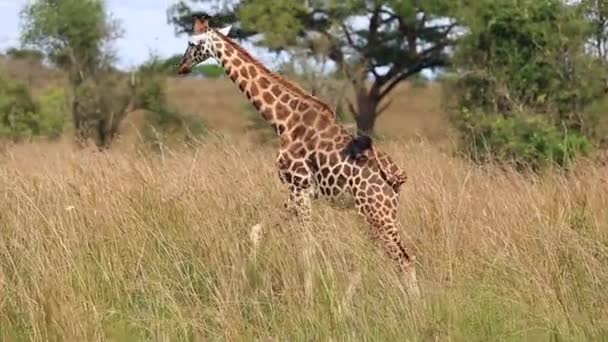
[0,0,200,70]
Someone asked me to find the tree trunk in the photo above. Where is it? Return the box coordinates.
[354,89,380,136]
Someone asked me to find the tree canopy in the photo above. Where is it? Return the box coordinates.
[168,0,461,134]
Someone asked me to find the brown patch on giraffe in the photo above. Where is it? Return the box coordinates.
[253,99,262,109]
[239,66,249,79]
[298,102,310,111]
[248,66,258,78]
[229,71,237,82]
[276,123,286,135]
[292,160,305,171]
[315,117,330,131]
[320,167,330,178]
[232,58,243,67]
[290,125,306,140]
[337,174,347,188]
[302,110,315,126]
[286,114,300,129]
[214,42,223,50]
[321,125,339,139]
[238,80,246,91]
[279,135,290,148]
[327,175,335,185]
[259,76,271,89]
[328,152,339,165]
[224,44,235,57]
[262,108,273,121]
[289,99,299,110]
[280,93,291,103]
[271,85,282,97]
[303,129,315,141]
[343,164,352,176]
[250,83,260,97]
[369,174,382,185]
[382,186,394,197]
[262,92,275,104]
[305,135,319,150]
[276,103,289,120]
[361,168,372,179]
[289,141,307,158]
[318,140,333,151]
[317,153,328,166]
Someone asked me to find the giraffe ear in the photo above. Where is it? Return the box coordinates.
[217,25,232,36]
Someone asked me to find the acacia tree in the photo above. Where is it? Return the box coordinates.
[19,0,137,149]
[168,0,459,135]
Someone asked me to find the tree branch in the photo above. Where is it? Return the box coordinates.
[379,60,438,99]
[376,99,393,117]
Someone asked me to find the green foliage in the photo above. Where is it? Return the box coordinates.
[0,75,66,141]
[0,76,39,140]
[238,0,306,49]
[454,0,606,117]
[135,57,208,149]
[580,96,608,147]
[35,87,69,139]
[19,0,129,148]
[454,109,591,170]
[19,0,121,75]
[5,47,44,62]
[193,64,225,78]
[448,0,606,169]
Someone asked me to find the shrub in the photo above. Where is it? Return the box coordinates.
[454,108,591,170]
[35,87,68,139]
[193,64,224,79]
[134,59,207,149]
[0,75,67,141]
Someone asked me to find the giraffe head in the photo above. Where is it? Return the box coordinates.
[177,14,231,75]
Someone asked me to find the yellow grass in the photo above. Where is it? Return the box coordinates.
[1,138,608,341]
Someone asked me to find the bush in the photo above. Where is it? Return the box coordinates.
[193,64,224,79]
[455,108,591,170]
[35,87,68,139]
[134,59,207,149]
[0,75,67,141]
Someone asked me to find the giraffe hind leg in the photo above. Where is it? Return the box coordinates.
[355,191,419,295]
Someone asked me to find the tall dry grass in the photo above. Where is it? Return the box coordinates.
[1,138,608,341]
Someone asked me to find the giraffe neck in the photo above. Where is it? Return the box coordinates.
[207,32,336,135]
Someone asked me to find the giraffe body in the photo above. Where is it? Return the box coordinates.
[177,14,418,293]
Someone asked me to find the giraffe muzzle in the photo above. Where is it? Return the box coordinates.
[177,64,192,75]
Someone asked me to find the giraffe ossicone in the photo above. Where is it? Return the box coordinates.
[190,25,231,44]
[176,14,419,294]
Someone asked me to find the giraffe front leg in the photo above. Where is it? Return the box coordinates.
[276,153,314,225]
[286,185,314,225]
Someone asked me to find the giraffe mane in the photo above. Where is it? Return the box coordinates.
[216,32,336,119]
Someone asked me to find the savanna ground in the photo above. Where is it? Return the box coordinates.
[1,77,608,341]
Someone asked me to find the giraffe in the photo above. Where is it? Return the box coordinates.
[177,14,419,294]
